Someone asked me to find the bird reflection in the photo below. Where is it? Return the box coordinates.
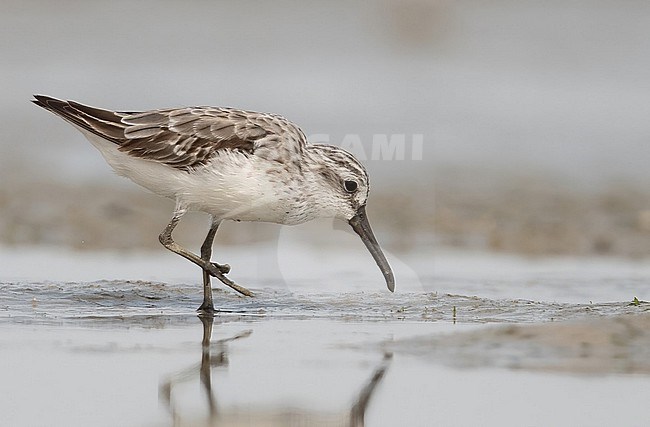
[159,315,392,427]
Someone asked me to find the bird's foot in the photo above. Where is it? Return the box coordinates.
[197,301,216,315]
[204,262,253,297]
[213,262,231,274]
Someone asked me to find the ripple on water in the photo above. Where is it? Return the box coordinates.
[1,280,647,327]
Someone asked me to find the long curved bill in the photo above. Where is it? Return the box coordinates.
[348,206,395,292]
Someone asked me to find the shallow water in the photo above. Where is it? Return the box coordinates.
[2,279,648,326]
[2,247,650,426]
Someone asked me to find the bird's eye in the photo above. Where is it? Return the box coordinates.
[343,180,358,193]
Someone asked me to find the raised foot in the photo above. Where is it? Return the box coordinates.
[204,264,254,297]
[213,262,230,274]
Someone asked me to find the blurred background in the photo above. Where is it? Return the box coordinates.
[1,0,649,259]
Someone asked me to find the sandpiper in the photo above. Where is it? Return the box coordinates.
[33,95,395,312]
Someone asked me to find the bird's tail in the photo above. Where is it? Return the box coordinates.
[32,94,130,145]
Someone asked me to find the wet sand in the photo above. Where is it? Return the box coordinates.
[2,246,650,426]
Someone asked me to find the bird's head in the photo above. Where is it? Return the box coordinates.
[308,144,395,292]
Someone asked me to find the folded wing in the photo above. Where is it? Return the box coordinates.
[33,95,306,170]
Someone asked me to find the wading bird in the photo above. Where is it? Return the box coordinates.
[33,95,394,313]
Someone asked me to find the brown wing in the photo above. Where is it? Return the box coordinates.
[32,95,306,170]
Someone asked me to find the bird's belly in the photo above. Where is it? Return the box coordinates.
[183,154,297,223]
[85,135,298,223]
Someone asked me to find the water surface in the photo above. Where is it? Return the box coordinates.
[2,247,650,426]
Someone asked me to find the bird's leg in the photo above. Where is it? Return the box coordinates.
[159,206,254,299]
[198,221,217,313]
[197,218,229,313]
[201,218,231,275]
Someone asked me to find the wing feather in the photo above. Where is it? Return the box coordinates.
[32,95,307,171]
